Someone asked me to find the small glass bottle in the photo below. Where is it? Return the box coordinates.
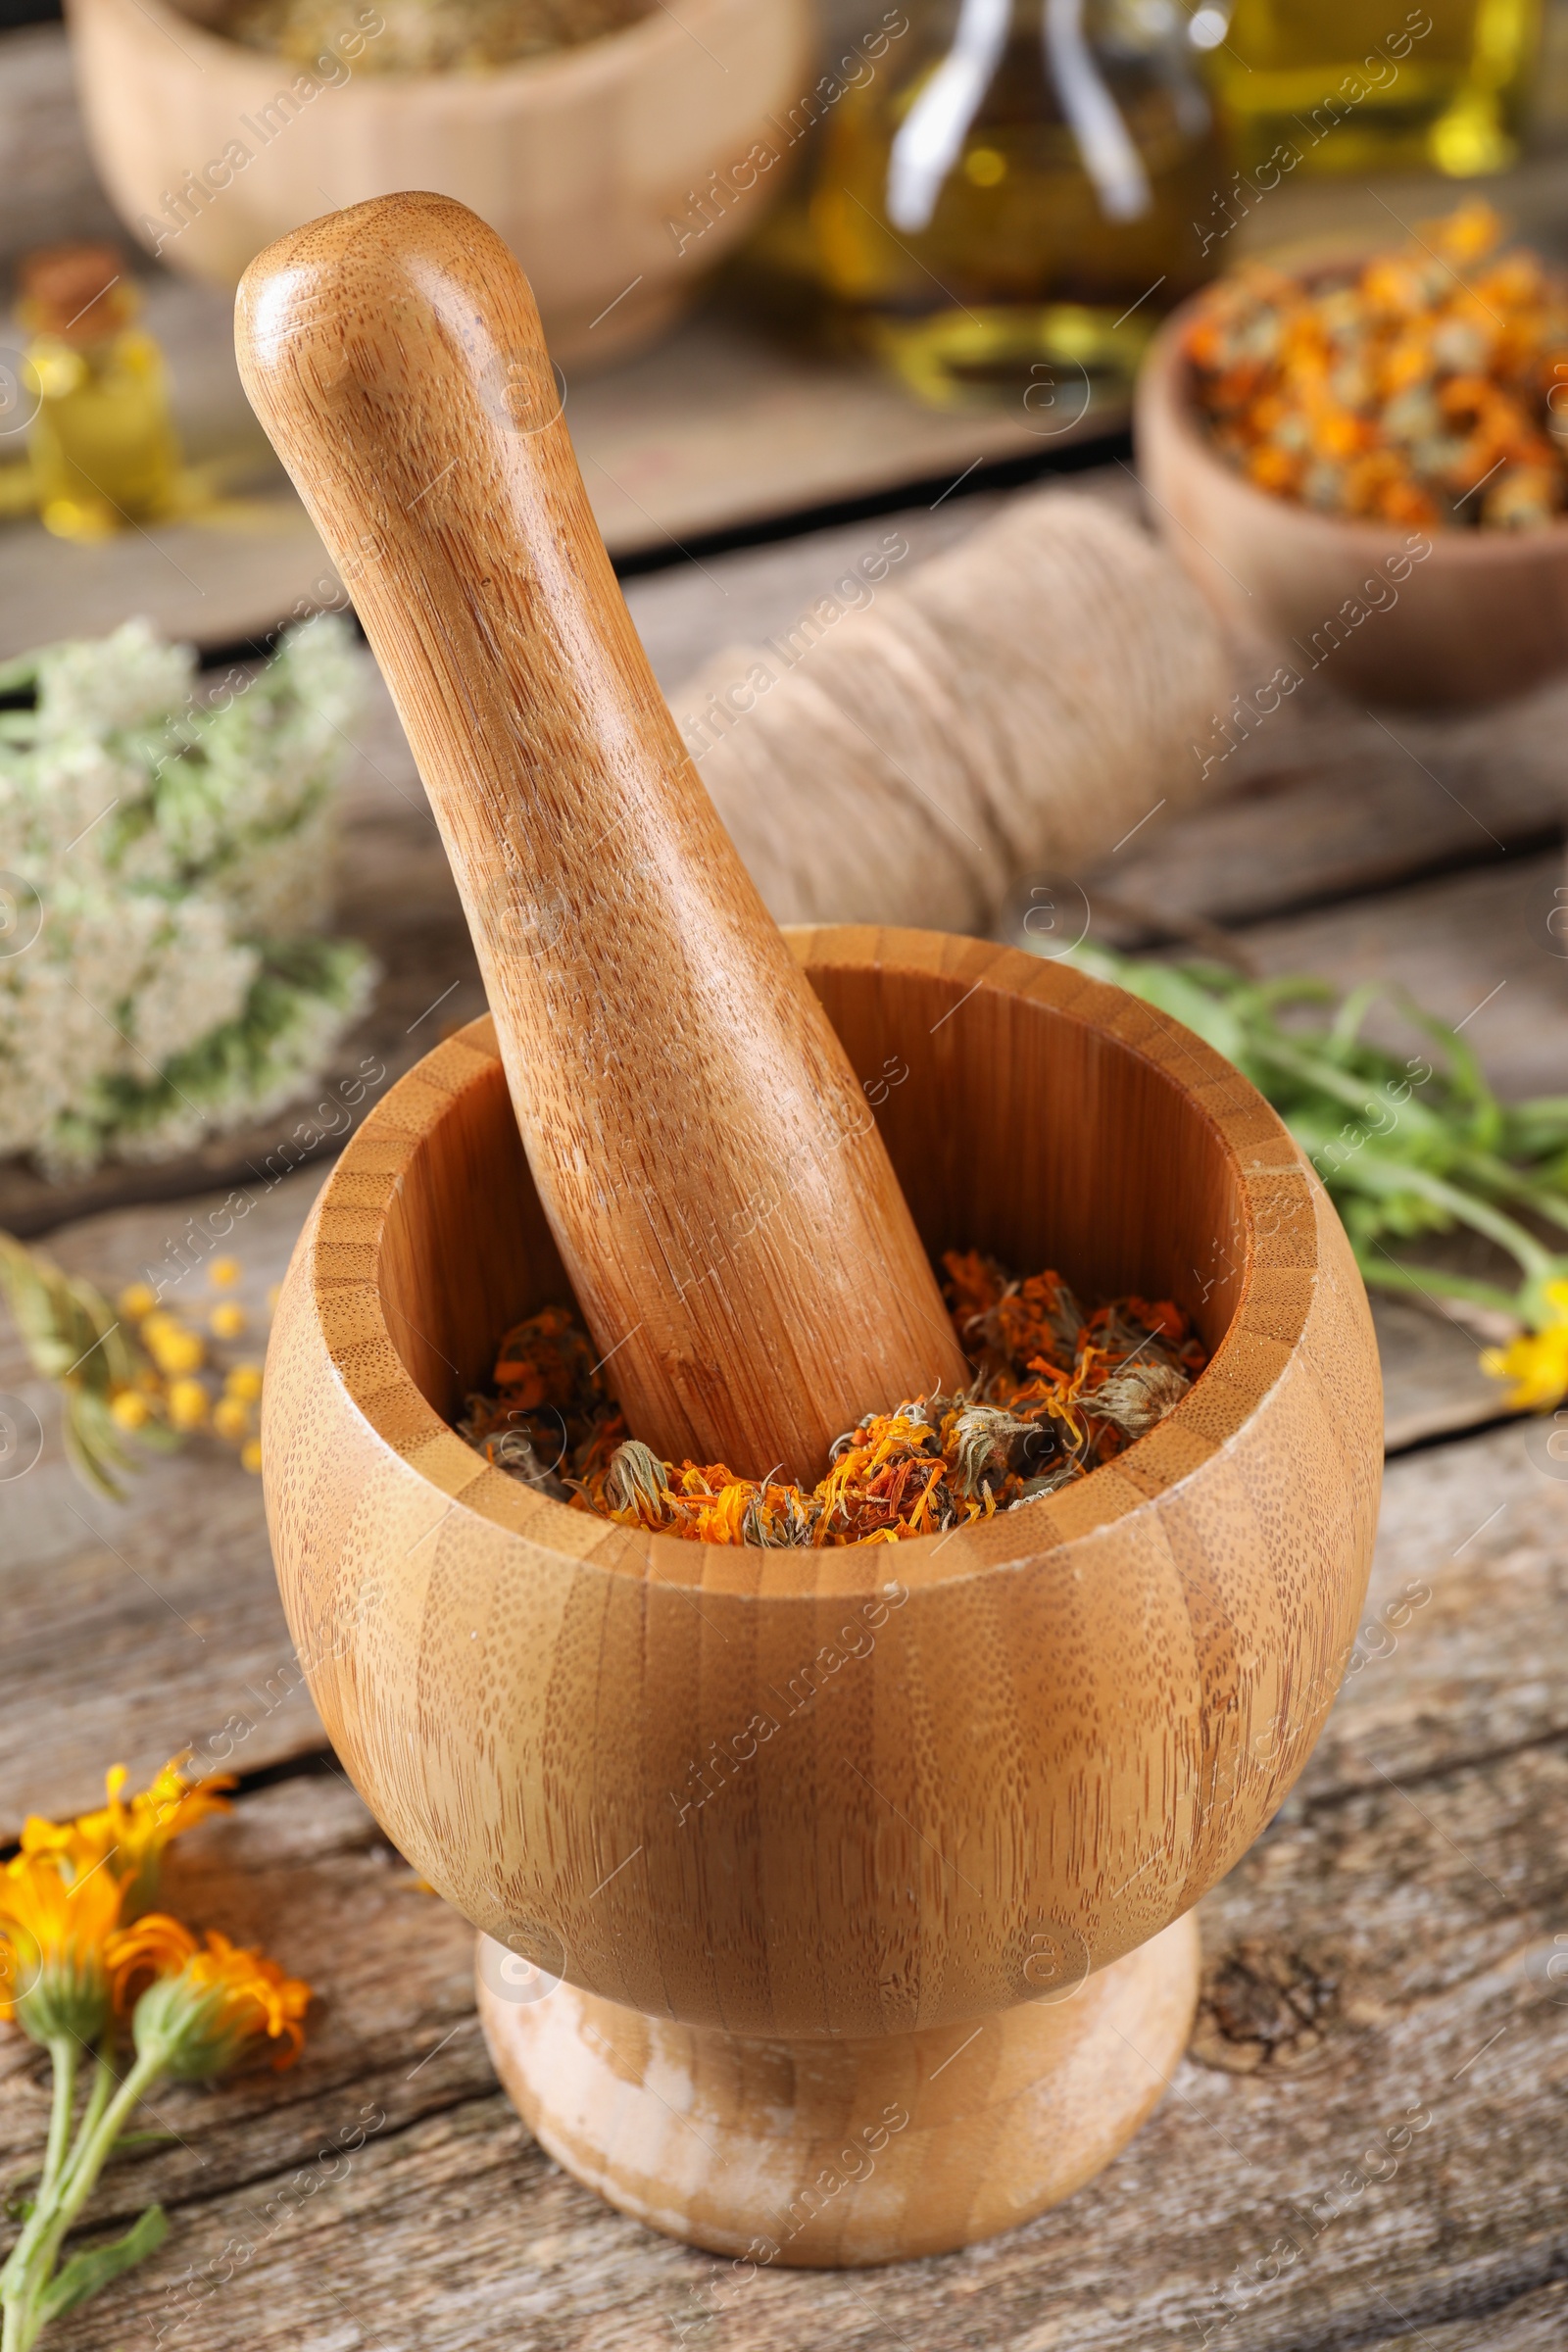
[1200,0,1542,182]
[18,245,182,543]
[810,0,1224,409]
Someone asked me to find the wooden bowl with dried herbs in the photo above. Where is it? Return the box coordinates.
[1135,202,1568,706]
[261,927,1382,2264]
[65,0,811,361]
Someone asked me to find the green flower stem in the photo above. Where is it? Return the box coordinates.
[1,2045,166,2352]
[60,2044,115,2197]
[1351,1253,1522,1317]
[38,2042,76,2204]
[1289,1124,1558,1285]
[0,2041,78,2343]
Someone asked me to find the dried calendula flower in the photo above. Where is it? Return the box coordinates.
[457,1254,1206,1546]
[1187,202,1568,530]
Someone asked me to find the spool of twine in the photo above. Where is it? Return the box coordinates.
[668,490,1232,934]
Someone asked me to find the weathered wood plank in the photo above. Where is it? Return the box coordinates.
[3,1425,1563,2352]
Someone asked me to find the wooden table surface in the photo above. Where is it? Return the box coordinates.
[4,481,1568,2347]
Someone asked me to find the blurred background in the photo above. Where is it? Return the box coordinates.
[4,0,1568,1346]
[3,0,1566,648]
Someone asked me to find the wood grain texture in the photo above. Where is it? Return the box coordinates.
[68,0,811,362]
[1136,298,1568,708]
[235,192,965,1483]
[478,1914,1201,2264]
[260,928,1382,2259]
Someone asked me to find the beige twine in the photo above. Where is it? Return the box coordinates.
[668,490,1232,934]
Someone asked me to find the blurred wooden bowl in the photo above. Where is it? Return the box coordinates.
[262,927,1382,2263]
[65,0,810,364]
[1136,291,1568,708]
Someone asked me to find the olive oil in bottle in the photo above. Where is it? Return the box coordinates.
[19,245,182,543]
[1200,0,1541,181]
[810,0,1224,410]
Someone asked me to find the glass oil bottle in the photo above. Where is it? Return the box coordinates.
[18,245,182,543]
[1199,0,1542,181]
[809,0,1225,413]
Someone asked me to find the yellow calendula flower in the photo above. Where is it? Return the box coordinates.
[19,1756,233,1919]
[0,1850,122,2041]
[212,1395,250,1442]
[109,1388,152,1431]
[1482,1279,1568,1411]
[141,1315,204,1377]
[165,1376,209,1430]
[109,1917,311,2078]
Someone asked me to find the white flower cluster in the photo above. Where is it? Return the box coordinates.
[0,614,375,1175]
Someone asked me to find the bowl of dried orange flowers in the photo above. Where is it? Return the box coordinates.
[1136,201,1568,706]
[261,925,1382,2264]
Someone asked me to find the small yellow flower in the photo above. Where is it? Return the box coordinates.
[118,1281,158,1321]
[212,1396,250,1441]
[1481,1279,1568,1411]
[110,1389,151,1431]
[266,1284,281,1313]
[240,1438,263,1475]
[209,1256,242,1289]
[109,1917,311,2077]
[0,1851,122,2041]
[143,1315,204,1377]
[209,1301,247,1340]
[166,1377,209,1430]
[224,1363,264,1402]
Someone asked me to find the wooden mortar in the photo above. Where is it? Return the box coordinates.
[262,935,1381,2261]
[245,196,1384,2263]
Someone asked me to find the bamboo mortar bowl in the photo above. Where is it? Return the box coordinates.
[67,0,809,364]
[263,926,1382,2267]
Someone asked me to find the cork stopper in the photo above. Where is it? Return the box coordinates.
[16,245,135,342]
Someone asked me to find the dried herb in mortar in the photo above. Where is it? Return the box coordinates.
[457,1253,1206,1546]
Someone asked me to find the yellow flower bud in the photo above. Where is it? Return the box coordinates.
[224,1364,264,1403]
[147,1322,205,1376]
[209,1255,242,1290]
[109,1389,151,1432]
[240,1439,263,1475]
[118,1282,158,1321]
[212,1396,250,1442]
[209,1301,248,1340]
[166,1378,210,1431]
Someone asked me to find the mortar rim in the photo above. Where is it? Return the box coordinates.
[274,925,1335,1597]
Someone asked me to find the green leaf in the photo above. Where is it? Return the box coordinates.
[34,2203,168,2325]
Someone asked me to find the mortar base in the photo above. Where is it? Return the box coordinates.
[477,1911,1201,2266]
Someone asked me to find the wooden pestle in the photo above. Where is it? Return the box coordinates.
[236,192,967,1482]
